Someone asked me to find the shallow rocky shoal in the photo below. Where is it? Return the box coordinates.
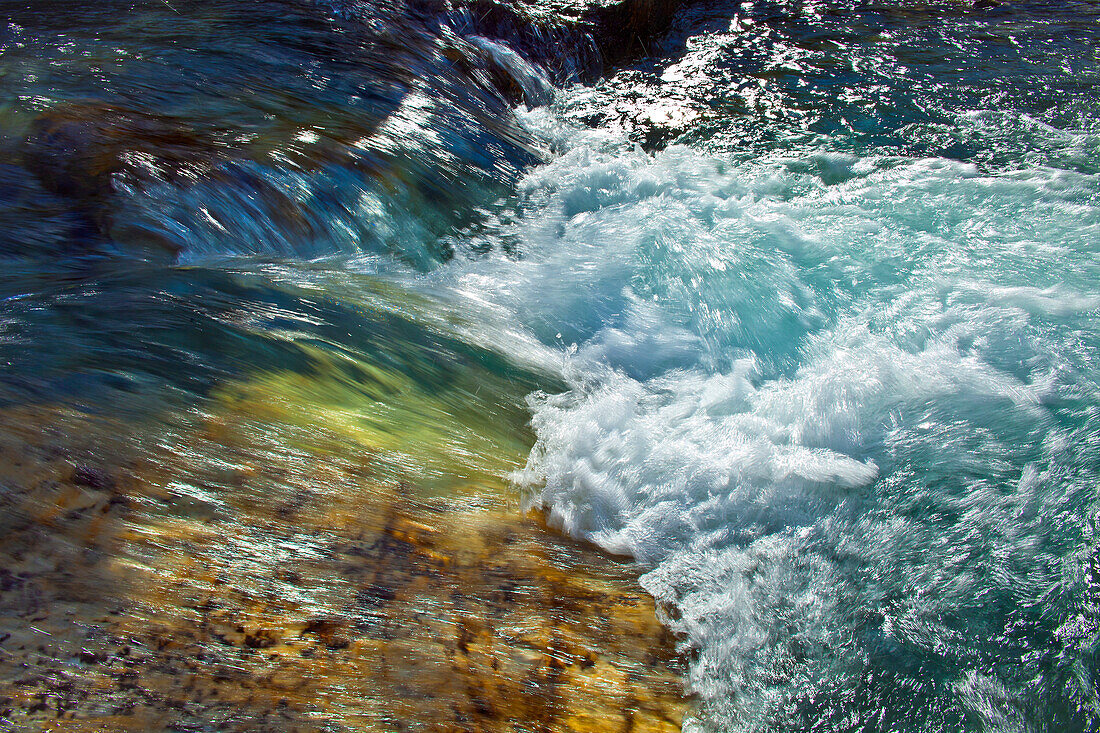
[0,395,687,732]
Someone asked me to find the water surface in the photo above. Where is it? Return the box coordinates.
[1,0,1098,731]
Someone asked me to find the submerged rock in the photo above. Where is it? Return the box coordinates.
[8,0,699,263]
[22,104,224,201]
[20,104,229,252]
[9,0,547,261]
[0,395,688,732]
[576,0,690,67]
[334,0,695,83]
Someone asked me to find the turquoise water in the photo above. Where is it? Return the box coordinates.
[2,0,1099,730]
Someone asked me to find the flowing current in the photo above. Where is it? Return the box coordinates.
[1,0,1099,730]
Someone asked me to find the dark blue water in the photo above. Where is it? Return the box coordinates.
[567,0,1100,170]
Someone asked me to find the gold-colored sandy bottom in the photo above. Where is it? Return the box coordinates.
[0,390,686,732]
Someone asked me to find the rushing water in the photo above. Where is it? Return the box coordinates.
[1,0,1099,731]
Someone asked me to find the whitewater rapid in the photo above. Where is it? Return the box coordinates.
[422,108,1100,730]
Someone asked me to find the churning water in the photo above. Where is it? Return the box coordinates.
[1,0,1098,730]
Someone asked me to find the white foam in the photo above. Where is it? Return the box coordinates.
[429,111,1100,729]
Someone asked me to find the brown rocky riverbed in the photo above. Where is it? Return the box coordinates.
[0,386,687,732]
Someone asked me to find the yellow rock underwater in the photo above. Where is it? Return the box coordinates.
[0,377,687,731]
